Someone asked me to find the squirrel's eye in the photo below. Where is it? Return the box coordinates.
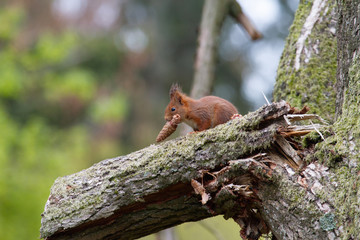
[171,107,176,112]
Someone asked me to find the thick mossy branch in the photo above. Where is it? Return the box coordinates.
[41,101,327,240]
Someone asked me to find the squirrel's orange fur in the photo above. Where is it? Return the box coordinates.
[164,84,238,131]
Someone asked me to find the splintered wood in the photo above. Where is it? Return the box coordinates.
[280,114,327,137]
[278,124,324,137]
[275,112,327,169]
[156,114,181,142]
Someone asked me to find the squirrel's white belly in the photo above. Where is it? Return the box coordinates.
[183,118,198,130]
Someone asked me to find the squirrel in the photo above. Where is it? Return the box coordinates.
[164,84,239,131]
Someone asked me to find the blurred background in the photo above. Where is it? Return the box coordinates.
[0,0,298,239]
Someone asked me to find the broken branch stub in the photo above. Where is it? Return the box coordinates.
[228,0,262,41]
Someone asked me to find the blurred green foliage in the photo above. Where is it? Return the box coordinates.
[44,69,96,102]
[90,93,128,123]
[0,6,128,239]
[0,7,24,40]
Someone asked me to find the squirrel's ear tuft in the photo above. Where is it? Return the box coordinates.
[169,83,182,98]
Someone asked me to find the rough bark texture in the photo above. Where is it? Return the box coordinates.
[336,0,359,117]
[273,0,360,239]
[320,0,360,238]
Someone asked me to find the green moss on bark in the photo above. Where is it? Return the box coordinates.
[314,55,360,163]
[274,0,337,122]
[272,0,360,238]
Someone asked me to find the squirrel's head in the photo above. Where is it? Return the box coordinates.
[164,84,186,122]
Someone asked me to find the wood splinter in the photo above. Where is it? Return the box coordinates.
[156,114,181,142]
[191,179,210,205]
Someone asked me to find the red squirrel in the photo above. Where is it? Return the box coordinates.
[164,84,238,131]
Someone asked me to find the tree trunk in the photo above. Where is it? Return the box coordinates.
[273,0,360,239]
[40,0,360,239]
[273,0,337,123]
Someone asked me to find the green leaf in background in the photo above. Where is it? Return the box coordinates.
[43,69,96,102]
[0,59,23,98]
[0,6,24,41]
[90,92,129,123]
[20,32,77,71]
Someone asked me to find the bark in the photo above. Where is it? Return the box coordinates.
[336,0,359,117]
[273,0,360,239]
[40,0,360,239]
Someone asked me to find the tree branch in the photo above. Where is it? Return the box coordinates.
[191,0,231,99]
[229,0,262,41]
[190,0,261,99]
[41,101,330,240]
